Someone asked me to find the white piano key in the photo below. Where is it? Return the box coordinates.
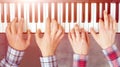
[84,3,89,31]
[92,3,98,32]
[23,3,27,32]
[30,3,36,33]
[65,3,70,33]
[51,3,55,19]
[0,4,2,32]
[37,3,42,30]
[18,3,21,19]
[110,3,116,19]
[58,3,62,24]
[42,3,48,32]
[60,3,65,30]
[10,3,15,21]
[70,3,75,30]
[2,3,7,32]
[77,3,84,28]
[99,3,102,18]
[118,3,120,32]
[105,3,108,11]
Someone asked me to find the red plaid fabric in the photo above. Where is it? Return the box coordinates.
[73,54,87,67]
[103,45,120,67]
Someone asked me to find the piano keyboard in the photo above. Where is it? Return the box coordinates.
[0,2,120,33]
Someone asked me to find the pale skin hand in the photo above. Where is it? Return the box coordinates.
[35,18,64,57]
[90,11,116,49]
[68,25,89,55]
[6,18,31,51]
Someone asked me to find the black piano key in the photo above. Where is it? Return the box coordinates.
[48,3,51,20]
[102,3,105,20]
[96,3,99,22]
[40,3,43,22]
[88,3,91,22]
[7,4,10,22]
[21,4,24,18]
[74,3,77,22]
[107,3,110,14]
[116,3,119,22]
[63,3,66,22]
[1,4,4,22]
[15,4,18,22]
[54,3,57,21]
[82,3,85,22]
[68,3,71,22]
[29,4,32,22]
[35,4,38,22]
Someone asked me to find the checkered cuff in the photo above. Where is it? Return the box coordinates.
[103,45,120,61]
[40,56,58,67]
[73,54,88,67]
[103,45,120,67]
[0,46,24,66]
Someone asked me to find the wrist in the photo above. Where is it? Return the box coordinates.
[41,51,55,57]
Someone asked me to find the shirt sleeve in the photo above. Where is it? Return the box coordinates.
[73,54,88,67]
[40,55,58,67]
[102,45,120,67]
[0,46,24,67]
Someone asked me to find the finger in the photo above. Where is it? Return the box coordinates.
[45,18,51,34]
[109,15,113,30]
[113,19,117,31]
[68,32,73,43]
[11,18,17,34]
[71,28,76,40]
[90,28,98,41]
[18,18,24,34]
[99,19,104,32]
[104,10,109,29]
[85,31,89,46]
[74,24,80,39]
[26,30,31,46]
[35,29,41,39]
[55,25,64,39]
[6,23,11,34]
[51,19,58,36]
[81,29,86,39]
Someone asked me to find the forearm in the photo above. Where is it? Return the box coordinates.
[40,55,58,67]
[73,54,87,67]
[0,46,24,67]
[103,45,120,67]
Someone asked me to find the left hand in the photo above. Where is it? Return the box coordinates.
[6,18,31,51]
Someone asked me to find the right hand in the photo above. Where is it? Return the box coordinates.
[90,11,117,49]
[35,18,64,57]
[68,25,89,55]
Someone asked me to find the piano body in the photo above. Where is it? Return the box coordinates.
[0,0,120,33]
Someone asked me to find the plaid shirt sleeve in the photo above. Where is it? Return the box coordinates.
[0,46,24,67]
[73,54,88,67]
[40,55,58,67]
[103,45,120,67]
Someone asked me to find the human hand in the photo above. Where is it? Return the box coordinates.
[35,18,64,57]
[90,11,116,49]
[6,18,31,51]
[68,24,89,55]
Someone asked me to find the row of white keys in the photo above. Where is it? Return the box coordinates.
[118,4,120,32]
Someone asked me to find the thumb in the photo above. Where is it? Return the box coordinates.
[90,28,98,41]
